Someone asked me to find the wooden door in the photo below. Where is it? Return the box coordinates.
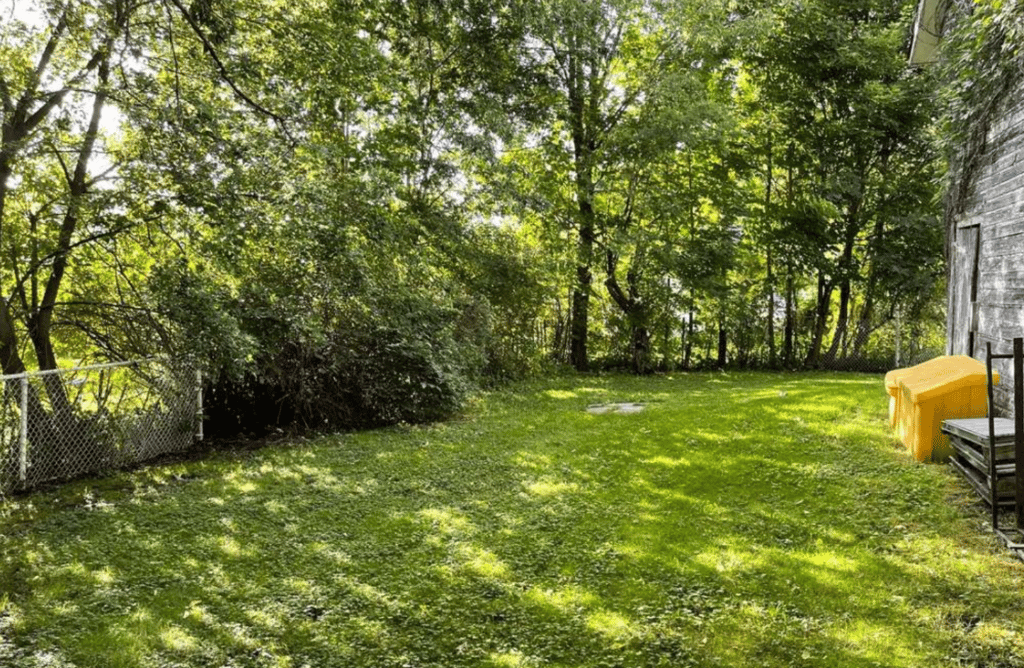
[949,225,979,356]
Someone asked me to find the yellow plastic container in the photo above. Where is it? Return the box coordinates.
[892,356,996,462]
[883,356,981,428]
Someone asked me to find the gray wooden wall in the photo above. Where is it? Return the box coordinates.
[950,90,1024,414]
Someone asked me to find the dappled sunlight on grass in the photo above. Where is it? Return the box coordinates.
[541,389,580,400]
[586,609,635,640]
[512,451,555,473]
[640,454,693,468]
[415,506,477,536]
[521,478,579,498]
[3,372,1024,667]
[539,386,610,399]
[455,545,511,579]
[524,584,599,614]
[158,624,199,652]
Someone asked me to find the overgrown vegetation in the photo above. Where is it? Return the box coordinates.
[0,0,945,439]
[936,0,1024,221]
[3,373,1024,667]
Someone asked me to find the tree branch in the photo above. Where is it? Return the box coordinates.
[8,220,138,306]
[166,0,292,140]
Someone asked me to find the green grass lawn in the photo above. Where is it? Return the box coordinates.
[3,372,1024,667]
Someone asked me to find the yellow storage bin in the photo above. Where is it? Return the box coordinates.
[884,355,982,428]
[893,356,996,462]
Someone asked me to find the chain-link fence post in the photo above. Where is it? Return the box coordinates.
[18,375,27,483]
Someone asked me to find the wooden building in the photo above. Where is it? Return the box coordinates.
[912,0,1024,412]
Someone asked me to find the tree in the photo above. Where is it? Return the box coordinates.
[735,0,942,368]
[0,0,302,470]
[498,0,732,372]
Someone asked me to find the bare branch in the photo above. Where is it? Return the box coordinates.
[50,141,73,186]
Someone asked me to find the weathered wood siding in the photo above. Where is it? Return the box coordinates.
[951,90,1024,413]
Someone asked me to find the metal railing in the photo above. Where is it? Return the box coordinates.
[0,358,202,495]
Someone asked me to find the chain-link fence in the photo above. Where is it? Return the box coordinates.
[0,358,202,495]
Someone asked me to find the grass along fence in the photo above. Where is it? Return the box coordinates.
[0,358,202,494]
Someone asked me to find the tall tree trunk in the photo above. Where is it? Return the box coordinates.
[717,263,728,368]
[782,145,797,368]
[684,288,695,369]
[0,157,10,248]
[604,250,650,374]
[570,262,591,371]
[841,296,855,358]
[764,130,777,367]
[632,325,651,374]
[569,168,595,372]
[804,272,833,368]
[663,319,671,371]
[824,212,860,364]
[784,261,795,366]
[766,246,777,367]
[567,43,596,372]
[717,320,727,368]
[552,293,573,363]
[852,210,886,359]
[6,55,110,485]
[823,274,852,365]
[31,57,108,415]
[852,289,874,359]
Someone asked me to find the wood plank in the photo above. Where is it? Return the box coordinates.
[947,435,1017,473]
[980,243,1024,260]
[988,160,1024,190]
[974,314,1024,341]
[942,417,1016,444]
[987,223,1024,242]
[975,293,1024,307]
[951,226,978,356]
[987,213,1024,232]
[948,438,1017,476]
[975,308,1024,350]
[950,458,1017,506]
[973,264,1024,282]
[950,438,990,471]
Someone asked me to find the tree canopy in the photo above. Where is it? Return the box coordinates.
[0,0,944,435]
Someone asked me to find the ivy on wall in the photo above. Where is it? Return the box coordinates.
[937,0,1024,222]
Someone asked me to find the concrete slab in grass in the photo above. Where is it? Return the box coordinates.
[586,403,645,415]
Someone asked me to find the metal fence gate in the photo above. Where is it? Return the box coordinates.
[0,358,202,495]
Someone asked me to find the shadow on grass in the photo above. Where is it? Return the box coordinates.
[2,373,1024,667]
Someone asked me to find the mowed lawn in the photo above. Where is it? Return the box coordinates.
[3,372,1024,667]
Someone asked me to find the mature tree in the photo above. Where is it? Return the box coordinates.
[498,0,732,371]
[0,0,301,466]
[736,0,942,368]
[126,0,550,431]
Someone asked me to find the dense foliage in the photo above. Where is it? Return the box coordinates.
[0,0,945,435]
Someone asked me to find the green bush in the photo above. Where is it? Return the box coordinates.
[202,293,479,436]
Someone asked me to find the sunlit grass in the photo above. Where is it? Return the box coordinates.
[3,372,1024,667]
